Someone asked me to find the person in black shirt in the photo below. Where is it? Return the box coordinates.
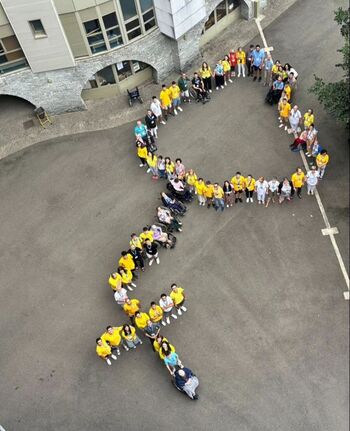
[191,73,208,104]
[128,245,145,272]
[143,239,159,266]
[145,110,158,139]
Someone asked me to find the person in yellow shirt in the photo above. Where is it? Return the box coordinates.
[213,183,225,211]
[118,266,136,291]
[96,337,117,365]
[130,233,142,251]
[136,139,148,168]
[134,310,150,330]
[231,172,246,203]
[316,149,329,179]
[278,97,291,131]
[123,298,140,324]
[153,335,175,357]
[139,226,154,245]
[222,55,232,85]
[245,174,256,203]
[170,283,187,316]
[118,251,136,272]
[149,301,166,326]
[169,81,183,115]
[185,169,198,193]
[283,83,292,101]
[108,272,122,292]
[199,62,213,93]
[159,84,173,119]
[204,181,214,208]
[121,324,142,350]
[236,47,246,77]
[291,167,305,198]
[195,177,206,206]
[101,326,123,356]
[159,340,176,361]
[165,157,175,179]
[303,109,315,129]
[146,151,158,180]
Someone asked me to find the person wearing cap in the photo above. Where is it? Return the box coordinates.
[306,166,319,195]
[174,367,199,400]
[170,284,187,316]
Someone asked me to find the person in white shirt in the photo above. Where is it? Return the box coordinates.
[288,105,302,136]
[266,176,280,207]
[159,293,178,325]
[306,166,319,195]
[255,176,269,205]
[114,285,129,306]
[150,96,166,125]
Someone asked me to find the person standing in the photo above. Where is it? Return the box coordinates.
[96,338,117,366]
[229,49,237,78]
[118,266,136,291]
[223,180,234,207]
[163,344,183,376]
[251,44,265,82]
[134,120,147,139]
[143,238,159,266]
[306,166,319,195]
[255,177,269,205]
[170,283,187,315]
[134,310,150,331]
[145,110,158,138]
[169,81,183,115]
[214,61,225,90]
[236,47,246,77]
[204,181,214,208]
[246,44,254,77]
[213,183,225,211]
[159,84,173,120]
[175,158,186,180]
[185,169,198,194]
[136,140,148,168]
[231,172,246,203]
[305,124,318,157]
[263,53,274,86]
[159,293,178,325]
[108,271,122,292]
[316,149,329,179]
[278,178,294,204]
[118,251,136,275]
[149,301,166,327]
[157,155,167,179]
[146,151,158,180]
[165,157,175,179]
[200,62,213,93]
[266,176,280,207]
[123,298,140,324]
[195,177,207,206]
[178,72,191,103]
[278,97,291,131]
[288,105,302,136]
[291,167,305,199]
[114,284,129,306]
[101,326,123,357]
[303,109,314,129]
[121,324,142,350]
[222,55,232,85]
[143,319,161,350]
[150,96,166,125]
[245,174,256,203]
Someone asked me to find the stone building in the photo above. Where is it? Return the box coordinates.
[0,0,267,114]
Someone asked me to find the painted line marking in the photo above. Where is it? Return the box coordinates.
[254,19,349,299]
[300,150,349,298]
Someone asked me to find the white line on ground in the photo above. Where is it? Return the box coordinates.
[300,150,349,299]
[254,19,349,299]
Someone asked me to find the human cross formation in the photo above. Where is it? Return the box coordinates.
[95,43,330,399]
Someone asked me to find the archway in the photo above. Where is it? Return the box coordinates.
[200,0,242,47]
[0,94,35,121]
[81,59,155,101]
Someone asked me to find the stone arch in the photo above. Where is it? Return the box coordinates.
[0,91,37,110]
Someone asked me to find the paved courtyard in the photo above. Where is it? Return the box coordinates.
[0,1,348,430]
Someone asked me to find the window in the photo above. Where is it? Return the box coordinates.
[132,60,149,73]
[29,19,47,38]
[0,36,27,75]
[116,60,132,81]
[83,19,107,54]
[103,13,123,48]
[216,1,227,21]
[203,1,241,33]
[228,0,240,12]
[119,0,137,21]
[139,0,153,12]
[96,66,116,85]
[205,11,215,31]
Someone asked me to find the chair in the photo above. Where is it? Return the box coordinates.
[35,107,53,128]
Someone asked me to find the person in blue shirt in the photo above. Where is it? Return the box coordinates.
[134,120,147,139]
[214,61,225,90]
[174,367,199,400]
[251,44,265,82]
[265,75,284,105]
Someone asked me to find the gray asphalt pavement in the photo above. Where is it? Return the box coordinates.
[0,0,348,430]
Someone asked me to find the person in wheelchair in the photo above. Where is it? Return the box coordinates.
[160,192,187,216]
[157,207,182,232]
[168,178,193,202]
[173,367,199,400]
[151,224,176,249]
[191,72,209,104]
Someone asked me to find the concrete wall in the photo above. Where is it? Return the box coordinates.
[1,0,75,72]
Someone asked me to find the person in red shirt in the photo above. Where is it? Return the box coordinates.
[229,49,237,78]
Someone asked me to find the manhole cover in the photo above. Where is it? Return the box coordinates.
[23,119,35,129]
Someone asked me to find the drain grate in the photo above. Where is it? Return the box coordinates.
[23,119,35,130]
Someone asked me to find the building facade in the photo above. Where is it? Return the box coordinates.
[0,0,267,114]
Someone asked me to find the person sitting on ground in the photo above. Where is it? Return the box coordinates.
[174,368,199,400]
[157,207,182,232]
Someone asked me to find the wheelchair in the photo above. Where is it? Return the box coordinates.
[155,208,183,233]
[151,223,177,249]
[166,182,193,203]
[160,195,187,216]
[127,87,144,107]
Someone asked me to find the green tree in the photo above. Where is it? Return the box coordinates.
[309,7,350,126]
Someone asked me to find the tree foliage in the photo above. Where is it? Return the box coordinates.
[309,7,350,126]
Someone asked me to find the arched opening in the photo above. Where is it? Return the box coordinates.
[200,0,242,47]
[82,59,155,101]
[0,94,35,121]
